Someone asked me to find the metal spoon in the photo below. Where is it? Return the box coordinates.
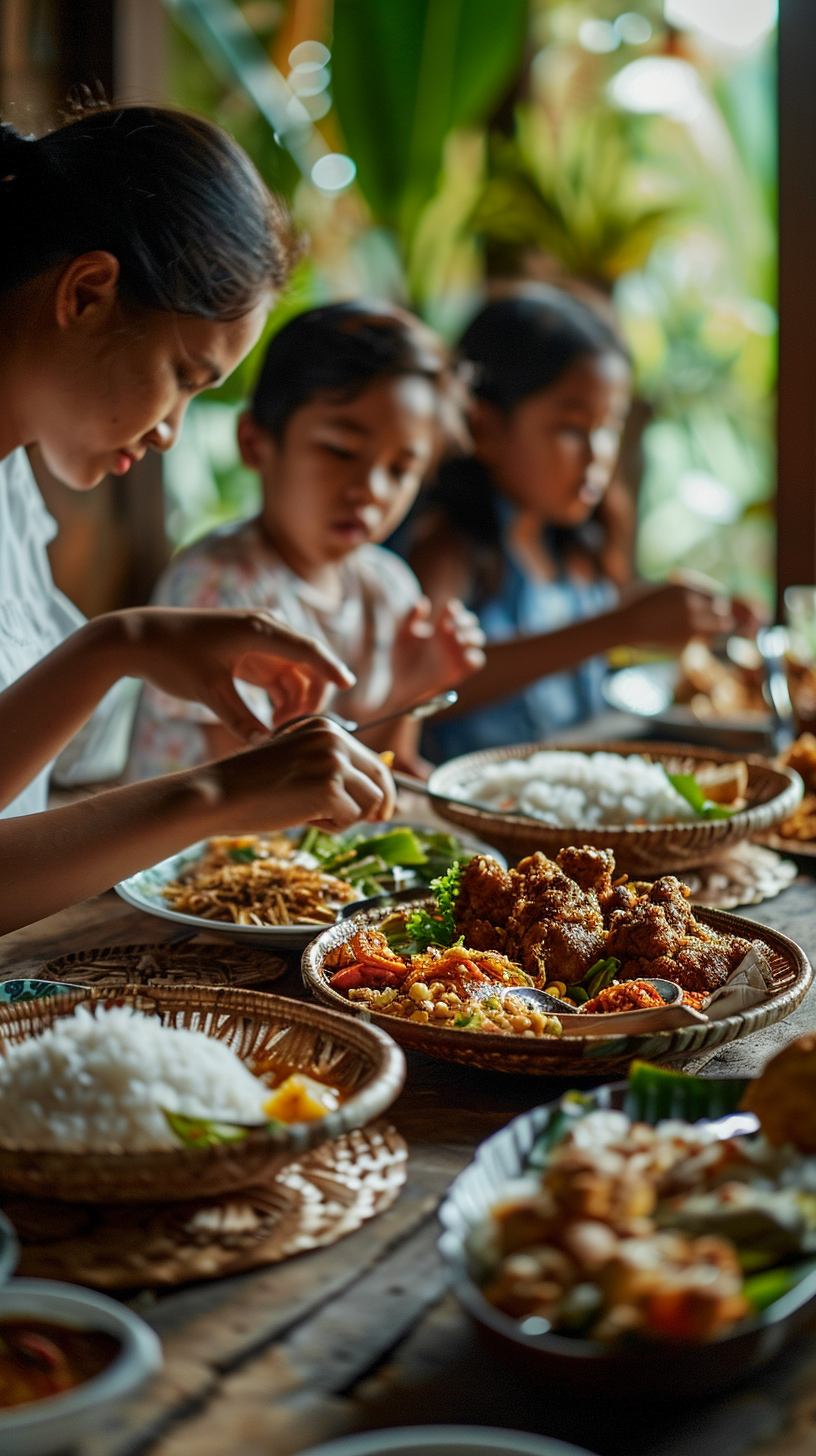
[756,625,796,753]
[498,977,686,1016]
[280,689,458,738]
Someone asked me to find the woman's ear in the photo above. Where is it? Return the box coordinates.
[53,251,120,330]
[237,410,277,473]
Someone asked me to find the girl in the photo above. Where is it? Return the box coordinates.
[0,104,393,934]
[407,289,740,760]
[127,302,485,780]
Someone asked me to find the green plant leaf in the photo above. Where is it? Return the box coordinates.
[331,0,529,242]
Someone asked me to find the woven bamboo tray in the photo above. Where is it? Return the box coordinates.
[36,940,287,990]
[426,740,802,876]
[302,897,812,1077]
[2,1121,407,1290]
[0,985,405,1203]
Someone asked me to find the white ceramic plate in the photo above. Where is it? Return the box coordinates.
[0,1278,161,1456]
[299,1427,596,1456]
[602,661,774,752]
[116,824,506,949]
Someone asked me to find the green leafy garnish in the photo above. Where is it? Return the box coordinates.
[454,1009,481,1029]
[404,862,463,952]
[666,771,733,820]
[163,1109,251,1148]
[229,846,260,863]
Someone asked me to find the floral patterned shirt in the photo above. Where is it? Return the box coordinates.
[127,517,421,780]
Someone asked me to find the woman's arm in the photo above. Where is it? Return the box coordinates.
[0,719,394,934]
[0,607,354,811]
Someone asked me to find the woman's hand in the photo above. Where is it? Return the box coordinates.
[618,582,736,648]
[109,607,355,742]
[212,717,395,832]
[386,597,485,712]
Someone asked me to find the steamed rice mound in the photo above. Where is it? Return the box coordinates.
[462,751,699,828]
[0,1005,270,1152]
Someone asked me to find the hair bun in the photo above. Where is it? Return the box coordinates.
[0,123,35,180]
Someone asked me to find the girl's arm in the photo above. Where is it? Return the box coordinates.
[412,529,735,716]
[0,719,393,934]
[0,607,353,811]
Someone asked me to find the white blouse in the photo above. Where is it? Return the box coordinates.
[0,448,136,818]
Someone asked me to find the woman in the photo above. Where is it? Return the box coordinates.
[408,290,739,760]
[0,103,393,934]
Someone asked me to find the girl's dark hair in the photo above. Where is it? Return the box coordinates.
[415,288,630,602]
[461,286,628,412]
[251,301,460,441]
[0,104,294,317]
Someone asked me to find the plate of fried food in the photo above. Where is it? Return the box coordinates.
[603,642,775,752]
[302,846,811,1075]
[439,1049,816,1396]
[425,739,801,877]
[759,731,816,860]
[116,823,504,949]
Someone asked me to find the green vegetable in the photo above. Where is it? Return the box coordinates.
[163,1110,251,1148]
[624,1061,748,1122]
[666,771,733,820]
[404,862,463,952]
[228,846,260,863]
[566,957,620,997]
[355,828,428,866]
[454,1009,481,1029]
[742,1261,816,1313]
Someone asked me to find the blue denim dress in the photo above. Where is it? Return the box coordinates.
[422,495,617,763]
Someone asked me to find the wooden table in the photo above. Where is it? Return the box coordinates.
[2,867,816,1456]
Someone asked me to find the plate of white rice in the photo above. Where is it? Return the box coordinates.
[445,750,699,828]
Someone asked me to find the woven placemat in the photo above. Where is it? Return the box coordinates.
[0,1122,407,1290]
[679,841,798,909]
[36,940,287,990]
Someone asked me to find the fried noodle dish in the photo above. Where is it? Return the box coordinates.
[324,845,764,1035]
[164,835,358,928]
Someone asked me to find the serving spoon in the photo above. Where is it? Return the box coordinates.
[498,977,686,1016]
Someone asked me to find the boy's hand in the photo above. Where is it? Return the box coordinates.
[388,597,485,709]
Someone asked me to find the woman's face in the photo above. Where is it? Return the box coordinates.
[25,256,269,489]
[473,352,631,527]
[240,375,438,575]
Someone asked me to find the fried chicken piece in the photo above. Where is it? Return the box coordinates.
[454,853,516,951]
[505,867,606,983]
[601,881,637,923]
[557,845,616,897]
[606,877,696,962]
[618,932,753,994]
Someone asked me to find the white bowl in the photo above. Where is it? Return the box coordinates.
[299,1427,595,1456]
[116,824,505,949]
[0,1278,162,1456]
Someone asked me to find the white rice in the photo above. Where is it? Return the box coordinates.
[457,750,698,828]
[0,1004,270,1152]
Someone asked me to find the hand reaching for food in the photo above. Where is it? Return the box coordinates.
[110,607,354,742]
[618,581,736,649]
[387,597,485,712]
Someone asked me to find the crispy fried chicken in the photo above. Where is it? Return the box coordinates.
[504,853,606,983]
[454,854,516,951]
[606,876,751,992]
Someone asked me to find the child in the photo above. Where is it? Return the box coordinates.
[0,104,393,934]
[128,303,485,779]
[406,289,741,760]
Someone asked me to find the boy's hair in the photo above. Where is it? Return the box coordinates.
[251,301,459,441]
[461,286,629,412]
[0,102,294,317]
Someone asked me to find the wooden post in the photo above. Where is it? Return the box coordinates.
[777,0,816,611]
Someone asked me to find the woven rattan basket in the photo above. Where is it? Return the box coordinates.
[0,985,405,1203]
[302,897,812,1077]
[426,741,802,876]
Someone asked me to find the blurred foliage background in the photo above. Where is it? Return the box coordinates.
[164,0,777,613]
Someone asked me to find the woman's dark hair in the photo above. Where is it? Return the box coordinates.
[461,286,629,413]
[0,104,294,317]
[251,300,460,442]
[413,288,631,602]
